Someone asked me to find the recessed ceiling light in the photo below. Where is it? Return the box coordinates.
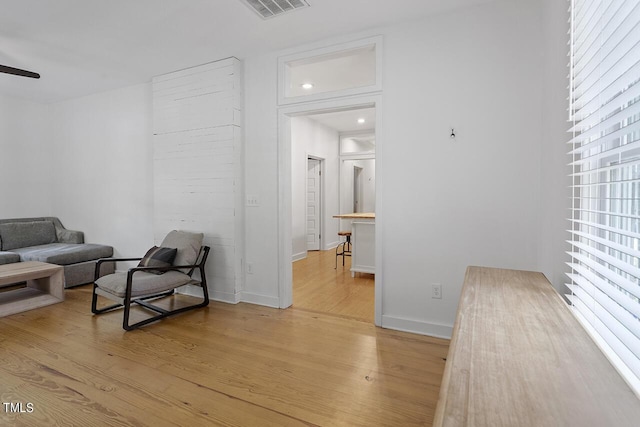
[357,118,366,124]
[301,83,314,90]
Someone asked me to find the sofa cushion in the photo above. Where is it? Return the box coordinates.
[96,270,193,298]
[12,243,113,265]
[0,221,57,250]
[0,251,20,265]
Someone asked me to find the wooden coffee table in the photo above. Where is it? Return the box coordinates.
[0,261,65,317]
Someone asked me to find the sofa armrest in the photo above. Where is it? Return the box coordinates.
[57,228,84,244]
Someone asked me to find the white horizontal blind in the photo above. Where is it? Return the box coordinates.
[567,0,640,389]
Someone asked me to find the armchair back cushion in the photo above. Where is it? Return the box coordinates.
[160,230,203,271]
[0,221,57,250]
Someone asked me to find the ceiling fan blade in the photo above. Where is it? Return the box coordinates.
[0,64,40,79]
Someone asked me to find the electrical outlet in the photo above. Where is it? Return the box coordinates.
[246,194,259,207]
[247,262,254,274]
[432,283,442,299]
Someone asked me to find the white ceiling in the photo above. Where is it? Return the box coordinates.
[306,107,376,134]
[0,0,495,104]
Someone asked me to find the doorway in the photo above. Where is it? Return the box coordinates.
[277,95,382,325]
[286,102,378,323]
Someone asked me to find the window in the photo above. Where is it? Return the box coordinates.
[567,0,640,391]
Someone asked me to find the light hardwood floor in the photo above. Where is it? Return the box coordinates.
[0,282,448,426]
[293,250,375,323]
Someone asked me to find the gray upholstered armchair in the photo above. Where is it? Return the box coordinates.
[91,230,210,330]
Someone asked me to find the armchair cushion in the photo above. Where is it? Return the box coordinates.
[137,246,177,275]
[160,230,203,272]
[95,271,193,298]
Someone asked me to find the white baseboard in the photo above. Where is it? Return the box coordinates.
[325,240,340,250]
[381,315,453,339]
[176,284,203,298]
[292,251,307,262]
[241,292,280,308]
[210,289,241,304]
[176,285,240,304]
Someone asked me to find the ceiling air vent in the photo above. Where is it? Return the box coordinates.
[241,0,310,19]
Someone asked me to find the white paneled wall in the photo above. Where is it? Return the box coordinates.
[152,58,243,303]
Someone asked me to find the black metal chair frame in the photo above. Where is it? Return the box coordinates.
[335,234,352,268]
[91,246,210,330]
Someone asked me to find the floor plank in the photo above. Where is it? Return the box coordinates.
[0,284,448,426]
[293,250,375,323]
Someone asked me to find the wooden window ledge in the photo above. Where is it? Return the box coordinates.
[433,266,640,426]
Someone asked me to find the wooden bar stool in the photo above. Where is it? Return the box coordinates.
[335,231,352,268]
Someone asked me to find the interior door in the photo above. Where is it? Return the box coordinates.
[307,158,321,251]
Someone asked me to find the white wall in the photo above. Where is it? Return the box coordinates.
[243,52,281,307]
[243,0,567,337]
[380,0,545,335]
[49,83,154,257]
[291,116,340,259]
[340,158,375,218]
[340,135,375,155]
[539,0,571,292]
[0,94,53,218]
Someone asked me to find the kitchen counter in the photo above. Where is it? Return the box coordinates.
[333,212,375,219]
[333,213,375,276]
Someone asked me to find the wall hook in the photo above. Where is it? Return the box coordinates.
[450,128,456,139]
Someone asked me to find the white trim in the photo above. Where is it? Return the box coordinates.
[176,284,204,298]
[178,285,241,305]
[381,315,453,340]
[278,94,383,324]
[339,129,376,138]
[373,100,383,327]
[325,239,340,251]
[241,291,281,308]
[278,36,383,106]
[278,109,294,309]
[292,251,307,262]
[210,292,241,304]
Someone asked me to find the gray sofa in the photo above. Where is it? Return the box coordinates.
[0,217,114,288]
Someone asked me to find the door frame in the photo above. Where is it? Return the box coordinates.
[306,155,324,252]
[277,94,383,326]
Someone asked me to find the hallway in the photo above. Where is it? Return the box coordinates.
[293,249,374,323]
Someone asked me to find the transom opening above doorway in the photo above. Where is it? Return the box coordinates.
[278,36,383,105]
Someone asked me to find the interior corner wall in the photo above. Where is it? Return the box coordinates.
[49,83,154,257]
[0,94,53,218]
[242,52,281,307]
[539,0,571,293]
[291,116,340,260]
